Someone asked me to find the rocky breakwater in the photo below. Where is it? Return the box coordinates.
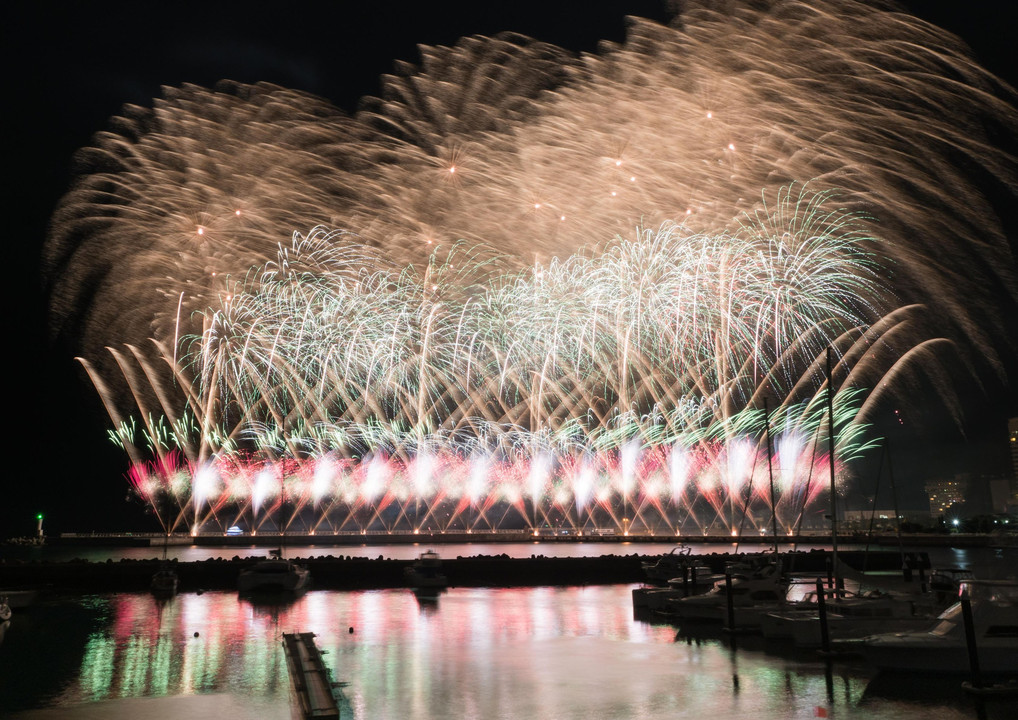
[0,548,925,593]
[0,553,646,593]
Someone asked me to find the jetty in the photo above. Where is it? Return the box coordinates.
[282,632,347,719]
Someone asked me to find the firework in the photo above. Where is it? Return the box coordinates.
[94,212,884,535]
[48,0,1017,534]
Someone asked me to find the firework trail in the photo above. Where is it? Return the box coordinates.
[47,2,1017,362]
[45,81,361,372]
[87,217,890,534]
[45,0,1017,533]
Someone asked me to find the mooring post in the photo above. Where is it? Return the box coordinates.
[960,588,982,690]
[725,572,736,631]
[816,576,831,655]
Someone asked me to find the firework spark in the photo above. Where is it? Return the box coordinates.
[47,0,1017,534]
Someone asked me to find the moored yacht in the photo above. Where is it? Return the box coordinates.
[861,580,1018,674]
[641,546,693,584]
[238,556,311,594]
[150,567,179,597]
[633,565,719,610]
[405,550,448,592]
[761,589,940,646]
[662,560,790,625]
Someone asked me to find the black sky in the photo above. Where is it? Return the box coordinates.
[4,1,1017,536]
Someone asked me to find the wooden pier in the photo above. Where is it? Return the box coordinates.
[282,632,347,719]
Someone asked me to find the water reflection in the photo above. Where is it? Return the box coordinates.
[1,587,1015,719]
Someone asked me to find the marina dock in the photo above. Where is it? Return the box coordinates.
[282,632,347,719]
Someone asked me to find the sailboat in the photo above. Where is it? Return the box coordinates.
[405,549,448,602]
[150,531,178,597]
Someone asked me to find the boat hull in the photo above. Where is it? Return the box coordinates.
[238,560,310,594]
[150,571,179,598]
[863,637,1018,674]
[862,583,1018,675]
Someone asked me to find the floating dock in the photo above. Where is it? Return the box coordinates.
[282,632,347,719]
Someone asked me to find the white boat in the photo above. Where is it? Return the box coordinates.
[663,560,790,625]
[238,558,311,594]
[641,546,692,583]
[405,550,448,591]
[761,590,939,646]
[861,580,1018,674]
[633,566,719,610]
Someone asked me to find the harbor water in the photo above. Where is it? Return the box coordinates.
[1,544,1015,719]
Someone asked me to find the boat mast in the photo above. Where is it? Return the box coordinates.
[765,396,779,554]
[826,347,840,590]
[887,438,906,565]
[280,477,287,559]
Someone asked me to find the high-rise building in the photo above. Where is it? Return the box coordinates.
[926,476,967,518]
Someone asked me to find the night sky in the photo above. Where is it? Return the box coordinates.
[5,1,1017,536]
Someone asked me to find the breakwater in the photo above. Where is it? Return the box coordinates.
[0,549,923,593]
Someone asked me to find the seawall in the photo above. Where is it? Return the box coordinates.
[0,548,921,593]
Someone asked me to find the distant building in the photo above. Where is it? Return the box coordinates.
[926,476,967,517]
[927,469,1014,519]
[842,509,927,529]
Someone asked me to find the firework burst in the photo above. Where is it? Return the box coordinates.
[47,0,1017,534]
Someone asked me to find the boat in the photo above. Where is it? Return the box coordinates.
[641,546,692,584]
[238,556,311,594]
[761,589,940,646]
[662,559,791,625]
[632,565,719,610]
[150,532,179,597]
[405,550,448,592]
[928,567,976,603]
[861,580,1018,674]
[239,484,311,595]
[759,556,954,645]
[150,567,179,597]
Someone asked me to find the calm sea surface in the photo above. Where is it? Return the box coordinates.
[1,544,1015,719]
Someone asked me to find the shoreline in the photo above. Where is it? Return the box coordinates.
[25,530,1004,549]
[0,548,923,593]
